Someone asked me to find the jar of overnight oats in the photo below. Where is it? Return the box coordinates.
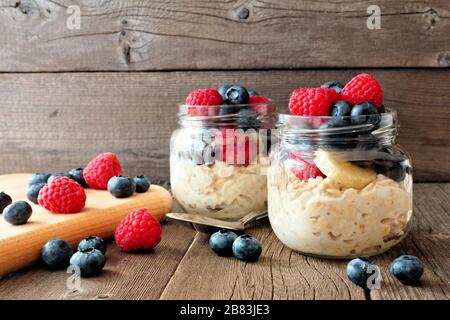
[170,97,276,220]
[268,109,413,258]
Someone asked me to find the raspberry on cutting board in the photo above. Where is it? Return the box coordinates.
[289,88,340,116]
[38,176,86,213]
[83,152,123,189]
[115,208,162,252]
[341,73,384,107]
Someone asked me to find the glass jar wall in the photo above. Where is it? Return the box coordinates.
[268,110,413,258]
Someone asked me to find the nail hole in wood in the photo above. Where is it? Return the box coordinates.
[238,7,250,20]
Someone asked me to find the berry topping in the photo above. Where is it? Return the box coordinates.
[78,236,107,254]
[350,102,380,125]
[249,95,271,114]
[247,89,258,96]
[115,208,162,252]
[41,238,73,269]
[347,257,377,288]
[222,85,249,105]
[209,229,238,256]
[69,167,88,188]
[3,201,32,225]
[218,84,233,99]
[27,182,46,204]
[289,151,325,181]
[319,118,350,129]
[107,176,136,198]
[216,129,257,166]
[0,192,12,213]
[83,152,123,190]
[185,88,223,116]
[28,173,51,186]
[237,108,260,129]
[38,176,86,214]
[329,100,352,117]
[289,88,340,116]
[70,248,106,278]
[134,175,151,193]
[341,73,384,107]
[391,255,424,285]
[232,235,262,262]
[321,80,344,94]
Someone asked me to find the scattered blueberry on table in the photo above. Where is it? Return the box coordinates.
[41,238,73,270]
[28,173,51,186]
[232,235,262,262]
[209,229,238,256]
[70,248,106,278]
[0,191,13,213]
[69,167,89,188]
[134,175,151,193]
[26,182,46,204]
[78,235,107,254]
[391,255,423,285]
[107,176,136,198]
[346,257,377,288]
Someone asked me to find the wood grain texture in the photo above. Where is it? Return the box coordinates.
[371,183,450,300]
[0,174,172,277]
[0,0,449,71]
[0,220,196,300]
[161,183,450,300]
[0,70,449,181]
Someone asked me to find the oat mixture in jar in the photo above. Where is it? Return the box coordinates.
[170,86,276,220]
[268,75,413,258]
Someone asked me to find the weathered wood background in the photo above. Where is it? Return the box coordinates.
[0,0,449,181]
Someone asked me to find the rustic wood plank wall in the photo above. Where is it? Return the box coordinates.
[0,0,449,181]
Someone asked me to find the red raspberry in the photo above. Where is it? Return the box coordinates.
[216,129,257,166]
[289,151,325,181]
[185,88,223,116]
[289,88,340,116]
[38,176,86,213]
[83,152,122,189]
[115,208,162,252]
[249,95,271,114]
[341,73,383,107]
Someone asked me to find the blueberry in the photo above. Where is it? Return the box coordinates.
[70,248,106,278]
[232,235,262,262]
[346,257,377,288]
[78,236,107,254]
[41,238,73,269]
[107,176,136,198]
[218,105,240,116]
[69,167,88,188]
[134,175,151,193]
[0,192,12,213]
[189,140,216,165]
[373,159,409,182]
[248,89,258,96]
[237,108,260,129]
[223,85,249,105]
[3,201,32,225]
[218,84,233,100]
[48,172,76,184]
[329,100,352,117]
[378,105,386,113]
[321,80,344,94]
[350,102,380,126]
[26,182,46,204]
[209,229,238,256]
[28,173,51,186]
[320,117,350,129]
[391,255,423,285]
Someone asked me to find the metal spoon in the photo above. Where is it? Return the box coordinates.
[166,209,268,234]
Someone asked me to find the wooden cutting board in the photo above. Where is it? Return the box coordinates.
[0,174,173,277]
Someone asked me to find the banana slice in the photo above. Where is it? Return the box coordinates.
[314,151,377,189]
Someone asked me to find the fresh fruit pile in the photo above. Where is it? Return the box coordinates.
[181,84,273,167]
[24,153,152,216]
[346,255,423,289]
[287,74,410,186]
[41,236,106,278]
[185,84,273,122]
[208,229,262,262]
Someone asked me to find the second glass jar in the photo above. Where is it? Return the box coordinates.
[170,103,276,220]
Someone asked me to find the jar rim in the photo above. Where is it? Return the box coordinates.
[178,100,276,118]
[277,108,396,122]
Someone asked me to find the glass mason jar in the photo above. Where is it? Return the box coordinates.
[170,102,276,220]
[268,109,413,258]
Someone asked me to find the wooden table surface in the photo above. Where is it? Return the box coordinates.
[0,183,448,300]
